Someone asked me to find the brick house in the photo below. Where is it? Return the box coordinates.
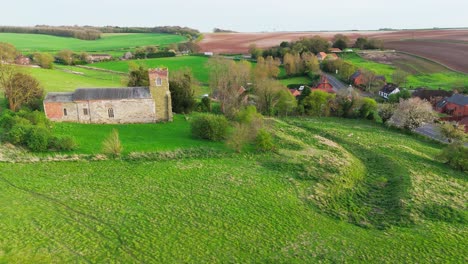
[436,94,468,118]
[312,75,335,93]
[43,68,173,124]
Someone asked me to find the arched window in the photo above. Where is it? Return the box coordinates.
[108,108,114,118]
[63,108,68,116]
[156,77,162,86]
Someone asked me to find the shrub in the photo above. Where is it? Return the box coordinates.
[49,135,77,151]
[378,103,395,123]
[438,143,468,172]
[358,98,378,119]
[255,129,276,152]
[6,123,31,145]
[102,129,123,157]
[226,123,250,152]
[200,96,212,112]
[191,114,229,141]
[26,126,51,152]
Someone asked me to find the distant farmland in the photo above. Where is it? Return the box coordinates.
[199,29,468,73]
[0,33,187,53]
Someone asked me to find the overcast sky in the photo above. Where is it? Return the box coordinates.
[1,0,467,32]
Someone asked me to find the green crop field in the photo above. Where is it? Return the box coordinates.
[0,117,466,262]
[22,66,123,92]
[340,52,468,89]
[92,56,211,83]
[0,33,186,54]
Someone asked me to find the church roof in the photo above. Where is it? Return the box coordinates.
[72,87,152,101]
[45,87,152,102]
[44,92,74,102]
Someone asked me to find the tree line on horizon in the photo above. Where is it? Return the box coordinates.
[0,25,201,40]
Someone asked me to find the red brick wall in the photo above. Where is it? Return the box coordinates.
[446,103,468,117]
[44,102,64,119]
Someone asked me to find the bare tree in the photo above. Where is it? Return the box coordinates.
[2,71,44,111]
[207,57,251,118]
[0,42,18,63]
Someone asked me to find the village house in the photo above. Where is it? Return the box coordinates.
[317,52,328,61]
[436,93,468,118]
[43,68,173,124]
[379,83,400,99]
[312,75,335,93]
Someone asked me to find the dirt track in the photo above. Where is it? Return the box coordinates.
[199,29,468,73]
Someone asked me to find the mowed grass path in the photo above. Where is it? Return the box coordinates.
[92,56,210,83]
[52,115,224,154]
[340,53,468,89]
[0,118,466,262]
[0,33,186,53]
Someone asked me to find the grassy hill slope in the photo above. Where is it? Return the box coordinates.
[0,118,466,262]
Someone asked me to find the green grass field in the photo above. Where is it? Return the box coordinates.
[22,66,123,92]
[0,117,466,262]
[279,76,313,86]
[92,56,211,83]
[52,115,224,154]
[0,33,186,54]
[340,53,468,89]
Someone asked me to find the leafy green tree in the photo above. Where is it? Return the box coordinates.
[169,68,196,114]
[303,90,336,116]
[388,89,411,103]
[359,98,378,119]
[439,122,466,143]
[127,64,149,87]
[248,44,263,59]
[276,89,297,116]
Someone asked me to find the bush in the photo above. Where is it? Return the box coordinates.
[438,143,468,172]
[102,129,123,157]
[49,135,77,151]
[255,129,276,152]
[226,123,250,152]
[191,114,229,141]
[358,98,378,119]
[26,126,51,152]
[146,51,176,58]
[6,123,31,145]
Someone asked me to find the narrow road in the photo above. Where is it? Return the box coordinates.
[415,124,448,143]
[323,73,347,92]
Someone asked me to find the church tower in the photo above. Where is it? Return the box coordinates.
[148,68,173,122]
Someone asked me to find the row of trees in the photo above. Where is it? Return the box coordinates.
[257,34,385,59]
[0,26,101,40]
[283,52,320,76]
[0,25,201,40]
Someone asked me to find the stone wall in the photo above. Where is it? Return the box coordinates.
[45,99,156,124]
[148,68,173,122]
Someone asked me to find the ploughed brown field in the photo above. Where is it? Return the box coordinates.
[199,29,468,73]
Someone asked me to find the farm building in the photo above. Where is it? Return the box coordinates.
[15,55,30,65]
[43,68,172,124]
[412,88,453,106]
[88,54,112,62]
[379,83,400,99]
[436,94,468,118]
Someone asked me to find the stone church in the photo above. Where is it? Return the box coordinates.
[43,68,173,124]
